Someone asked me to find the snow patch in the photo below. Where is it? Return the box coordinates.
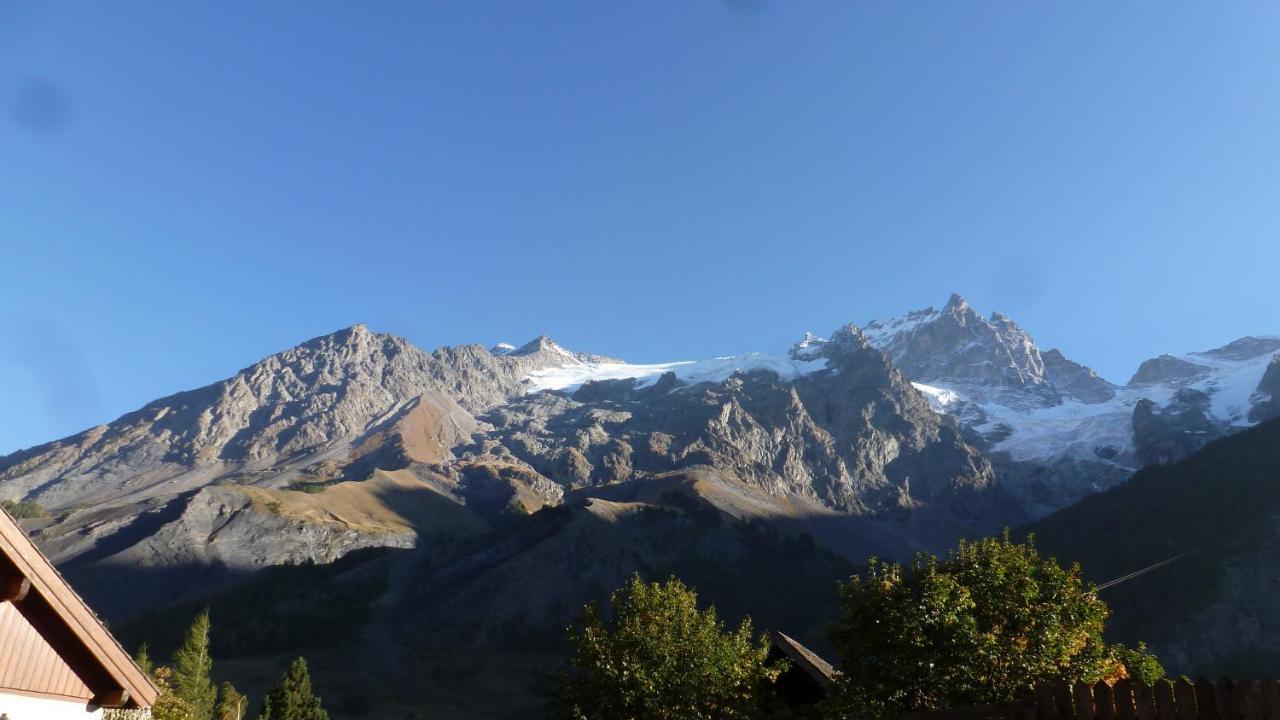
[862,308,940,348]
[525,352,828,394]
[912,382,963,413]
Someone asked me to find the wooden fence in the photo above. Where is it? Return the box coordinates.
[899,679,1280,720]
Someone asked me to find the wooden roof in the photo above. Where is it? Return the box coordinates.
[769,630,837,687]
[0,507,158,709]
[0,600,96,701]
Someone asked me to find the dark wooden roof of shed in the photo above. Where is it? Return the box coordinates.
[769,630,837,687]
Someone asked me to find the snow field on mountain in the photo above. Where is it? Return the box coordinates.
[523,352,828,393]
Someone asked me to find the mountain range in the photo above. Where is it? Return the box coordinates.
[1,294,1277,718]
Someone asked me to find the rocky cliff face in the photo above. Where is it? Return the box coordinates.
[1248,355,1280,423]
[481,325,1013,523]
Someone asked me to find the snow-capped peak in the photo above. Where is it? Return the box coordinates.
[789,332,827,361]
[509,335,576,358]
[490,342,517,356]
[862,295,1059,396]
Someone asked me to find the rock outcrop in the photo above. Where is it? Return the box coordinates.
[1248,355,1280,423]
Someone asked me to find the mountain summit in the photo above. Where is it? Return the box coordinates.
[863,293,1113,406]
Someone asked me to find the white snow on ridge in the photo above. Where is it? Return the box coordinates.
[524,352,828,394]
[862,308,939,350]
[911,382,963,413]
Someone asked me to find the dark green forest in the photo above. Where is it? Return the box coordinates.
[1026,416,1280,675]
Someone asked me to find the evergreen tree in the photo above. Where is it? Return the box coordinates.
[172,609,217,720]
[216,681,248,720]
[134,642,154,677]
[260,657,328,720]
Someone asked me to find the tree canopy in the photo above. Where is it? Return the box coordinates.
[829,532,1163,718]
[550,575,781,720]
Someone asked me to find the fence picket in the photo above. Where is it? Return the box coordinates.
[1197,680,1220,720]
[1236,680,1261,720]
[1217,680,1239,720]
[888,679,1280,720]
[1077,681,1099,720]
[1096,680,1117,720]
[1135,680,1158,720]
[1038,682,1061,720]
[1056,680,1076,720]
[1261,679,1280,720]
[1174,679,1198,720]
[1115,680,1138,720]
[1156,680,1177,720]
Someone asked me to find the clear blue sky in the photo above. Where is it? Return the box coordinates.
[3,2,1279,454]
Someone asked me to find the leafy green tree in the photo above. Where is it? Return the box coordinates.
[549,575,781,720]
[829,533,1163,718]
[172,609,216,720]
[216,681,249,720]
[152,666,198,720]
[1114,643,1165,685]
[260,657,328,720]
[104,660,191,720]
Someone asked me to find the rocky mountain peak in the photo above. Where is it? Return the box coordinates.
[1198,336,1280,361]
[504,335,623,367]
[789,332,827,361]
[865,295,1043,389]
[1127,354,1208,387]
[943,292,974,316]
[509,335,568,357]
[862,295,1113,408]
[826,323,872,352]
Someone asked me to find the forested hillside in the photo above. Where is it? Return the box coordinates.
[1027,416,1280,676]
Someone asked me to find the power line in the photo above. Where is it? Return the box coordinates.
[1095,550,1195,592]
